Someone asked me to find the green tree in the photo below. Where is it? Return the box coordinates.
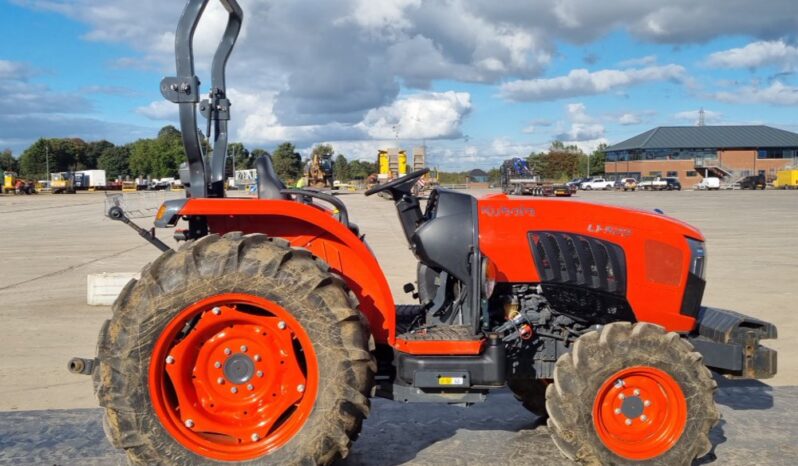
[98,146,131,180]
[333,154,349,181]
[225,142,252,177]
[127,127,185,179]
[271,142,302,181]
[347,160,377,180]
[311,144,335,159]
[19,138,81,178]
[82,140,114,170]
[0,149,18,173]
[582,143,607,177]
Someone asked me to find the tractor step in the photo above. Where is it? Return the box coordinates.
[395,325,483,355]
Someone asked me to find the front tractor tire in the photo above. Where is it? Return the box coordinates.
[546,322,719,465]
[94,233,376,465]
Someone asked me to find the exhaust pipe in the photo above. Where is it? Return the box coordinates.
[68,357,96,376]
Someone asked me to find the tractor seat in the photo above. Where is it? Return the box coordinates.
[255,155,362,238]
[255,155,290,200]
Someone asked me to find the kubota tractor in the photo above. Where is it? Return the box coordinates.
[69,1,778,465]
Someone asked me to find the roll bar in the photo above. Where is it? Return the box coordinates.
[160,0,243,198]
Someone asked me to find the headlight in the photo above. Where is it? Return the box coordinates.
[481,256,497,298]
[686,238,706,280]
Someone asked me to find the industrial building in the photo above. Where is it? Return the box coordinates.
[604,125,798,188]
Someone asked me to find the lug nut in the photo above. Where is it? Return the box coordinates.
[278,321,286,330]
[614,408,621,415]
[254,355,262,362]
[166,356,175,364]
[618,393,625,400]
[251,433,260,442]
[644,400,651,407]
[212,307,221,315]
[217,377,224,385]
[185,419,194,428]
[224,348,232,355]
[640,415,648,421]
[633,389,640,396]
[214,361,221,368]
[257,370,263,378]
[297,384,305,393]
[231,387,238,394]
[240,345,248,353]
[625,418,632,426]
[247,384,254,391]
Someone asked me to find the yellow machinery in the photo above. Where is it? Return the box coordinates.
[304,152,333,189]
[2,171,15,194]
[377,150,390,182]
[398,150,407,176]
[51,172,76,194]
[774,169,798,189]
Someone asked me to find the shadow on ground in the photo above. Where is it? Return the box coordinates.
[0,385,795,466]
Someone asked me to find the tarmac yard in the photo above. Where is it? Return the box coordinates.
[0,188,796,464]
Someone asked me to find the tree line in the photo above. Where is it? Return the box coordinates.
[0,126,607,184]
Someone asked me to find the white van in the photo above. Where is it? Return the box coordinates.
[696,177,720,190]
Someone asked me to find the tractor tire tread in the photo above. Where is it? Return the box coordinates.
[546,322,719,465]
[93,232,375,466]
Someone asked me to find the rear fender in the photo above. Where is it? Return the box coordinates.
[178,198,396,344]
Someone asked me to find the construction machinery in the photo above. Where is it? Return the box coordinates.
[303,151,333,189]
[774,169,798,189]
[501,158,573,196]
[70,2,777,465]
[51,172,76,194]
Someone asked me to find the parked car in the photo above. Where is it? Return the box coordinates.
[738,174,766,190]
[696,177,720,190]
[637,177,667,190]
[567,177,588,188]
[620,177,637,191]
[580,178,614,190]
[663,177,682,190]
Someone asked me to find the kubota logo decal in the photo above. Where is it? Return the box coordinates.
[481,206,536,217]
[587,224,632,237]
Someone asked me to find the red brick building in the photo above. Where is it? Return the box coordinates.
[604,125,798,188]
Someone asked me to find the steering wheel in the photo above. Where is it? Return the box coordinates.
[365,168,430,197]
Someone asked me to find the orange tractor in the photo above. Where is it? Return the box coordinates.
[69,1,777,465]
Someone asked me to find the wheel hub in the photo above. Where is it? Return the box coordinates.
[149,293,319,462]
[593,366,688,460]
[223,353,255,384]
[620,393,644,419]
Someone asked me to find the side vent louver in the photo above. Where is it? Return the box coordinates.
[529,232,627,295]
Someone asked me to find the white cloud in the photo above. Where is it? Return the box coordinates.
[712,81,798,105]
[707,40,798,70]
[0,60,36,80]
[618,113,642,125]
[500,64,688,101]
[232,89,471,146]
[554,102,606,143]
[135,100,178,121]
[358,91,471,140]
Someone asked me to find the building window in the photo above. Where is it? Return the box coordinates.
[686,171,698,177]
[649,171,662,177]
[667,171,678,177]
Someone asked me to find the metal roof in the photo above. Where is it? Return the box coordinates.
[606,125,798,152]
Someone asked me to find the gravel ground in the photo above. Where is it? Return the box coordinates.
[0,380,794,466]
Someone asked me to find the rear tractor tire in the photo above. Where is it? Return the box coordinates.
[546,322,718,465]
[93,232,376,465]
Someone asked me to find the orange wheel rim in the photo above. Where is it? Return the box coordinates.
[149,293,318,461]
[592,366,687,460]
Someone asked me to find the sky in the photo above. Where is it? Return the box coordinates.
[1,0,798,170]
